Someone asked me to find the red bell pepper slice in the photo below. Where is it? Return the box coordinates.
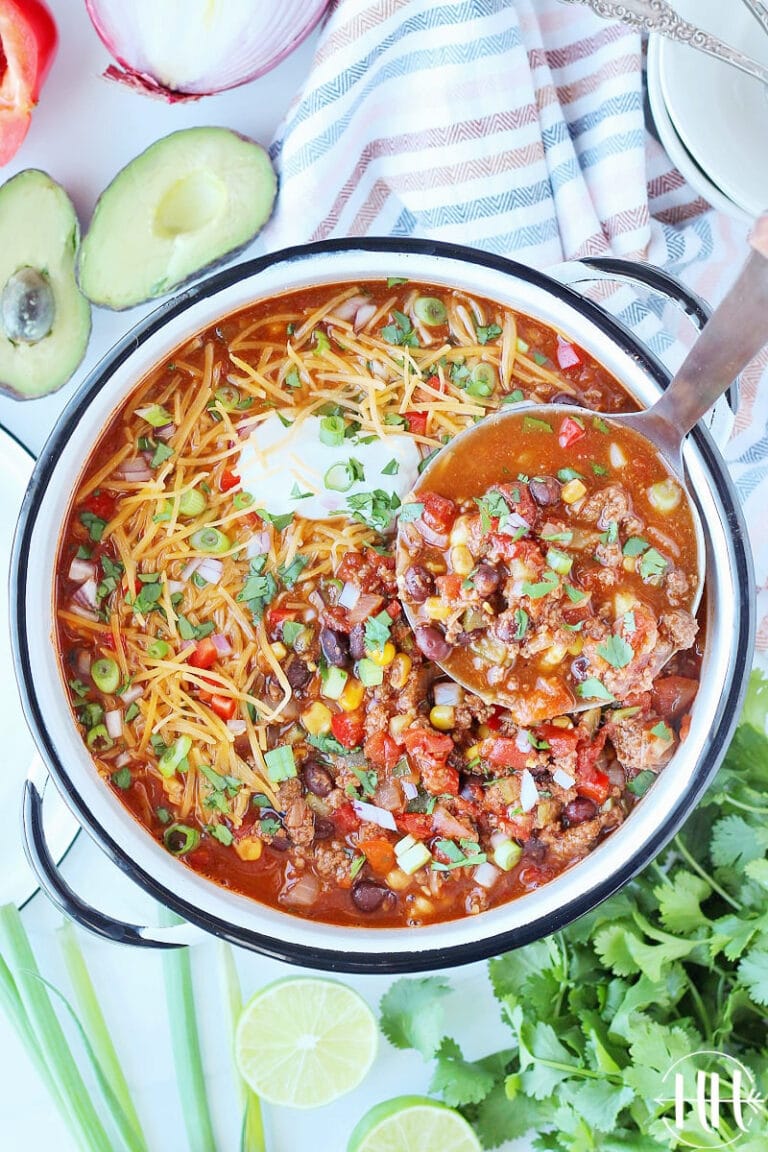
[405,411,428,436]
[0,0,57,165]
[331,710,365,749]
[209,694,236,721]
[219,468,240,493]
[558,416,586,450]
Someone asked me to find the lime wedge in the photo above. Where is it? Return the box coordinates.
[348,1096,482,1152]
[234,976,377,1108]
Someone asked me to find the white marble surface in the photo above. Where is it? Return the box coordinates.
[0,4,524,1150]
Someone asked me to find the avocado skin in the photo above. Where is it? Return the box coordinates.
[77,127,278,311]
[0,170,92,401]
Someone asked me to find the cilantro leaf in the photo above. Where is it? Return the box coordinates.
[429,1038,497,1107]
[347,489,400,534]
[379,977,452,1059]
[738,947,768,1006]
[596,635,633,669]
[364,610,392,655]
[475,322,502,345]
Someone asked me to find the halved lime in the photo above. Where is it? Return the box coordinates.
[234,976,377,1108]
[348,1095,482,1152]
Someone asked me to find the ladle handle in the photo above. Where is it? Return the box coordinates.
[650,216,768,439]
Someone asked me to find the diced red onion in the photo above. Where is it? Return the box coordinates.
[519,769,539,813]
[121,684,144,706]
[500,511,530,532]
[73,578,99,611]
[347,593,384,626]
[212,633,233,656]
[433,681,463,707]
[374,778,401,812]
[490,830,510,850]
[354,303,377,330]
[197,558,224,585]
[246,532,270,558]
[369,360,388,379]
[115,458,152,481]
[105,709,123,739]
[181,558,202,581]
[553,767,575,789]
[515,730,531,754]
[401,780,419,801]
[68,558,97,584]
[338,581,361,610]
[69,603,99,623]
[351,800,398,832]
[154,423,176,441]
[279,872,320,907]
[227,719,247,735]
[85,0,331,100]
[415,518,449,549]
[556,340,581,370]
[332,295,370,322]
[75,650,92,678]
[431,805,475,841]
[168,580,185,596]
[114,751,132,768]
[474,861,501,890]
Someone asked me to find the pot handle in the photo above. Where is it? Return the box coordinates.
[22,766,200,949]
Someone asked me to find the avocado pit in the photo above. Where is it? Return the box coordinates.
[2,267,55,344]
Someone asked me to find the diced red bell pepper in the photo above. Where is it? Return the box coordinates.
[422,492,457,535]
[558,416,586,450]
[436,572,463,600]
[209,694,236,721]
[425,374,444,392]
[405,411,428,436]
[556,340,583,371]
[396,812,432,839]
[220,468,240,492]
[331,710,365,749]
[0,0,57,165]
[576,767,611,806]
[265,604,296,634]
[188,637,218,670]
[334,802,361,836]
[535,724,579,758]
[485,708,504,732]
[363,731,401,770]
[480,736,528,770]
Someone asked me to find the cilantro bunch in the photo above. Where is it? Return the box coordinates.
[379,672,768,1150]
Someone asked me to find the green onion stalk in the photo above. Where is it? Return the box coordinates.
[220,942,266,1152]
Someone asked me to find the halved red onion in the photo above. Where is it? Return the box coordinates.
[197,558,224,586]
[556,339,581,370]
[114,751,132,768]
[246,532,270,558]
[121,684,144,706]
[212,633,233,657]
[553,767,575,790]
[432,681,463,707]
[73,578,99,611]
[351,801,398,832]
[474,861,501,890]
[68,557,97,584]
[105,710,123,739]
[85,0,331,100]
[338,581,361,610]
[332,295,370,323]
[227,719,247,736]
[181,558,202,581]
[401,780,419,801]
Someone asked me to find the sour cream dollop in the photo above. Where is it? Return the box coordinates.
[237,413,422,522]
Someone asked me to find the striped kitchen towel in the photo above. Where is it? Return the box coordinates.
[264,0,768,651]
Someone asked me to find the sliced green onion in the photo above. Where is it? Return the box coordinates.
[264,744,297,782]
[91,657,120,694]
[233,492,254,509]
[214,385,240,410]
[178,489,207,517]
[414,296,447,326]
[319,415,345,446]
[135,404,172,428]
[466,362,496,397]
[324,462,356,492]
[516,337,530,353]
[492,839,523,872]
[158,735,192,778]
[357,658,384,687]
[86,724,112,750]
[545,548,573,576]
[163,824,200,854]
[190,527,231,554]
[148,638,170,659]
[320,665,349,700]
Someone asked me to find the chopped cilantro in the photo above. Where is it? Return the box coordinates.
[382,458,400,476]
[256,508,294,533]
[622,537,649,557]
[381,310,418,347]
[557,467,583,482]
[236,555,277,621]
[651,721,673,742]
[387,276,408,287]
[284,368,301,389]
[521,572,559,599]
[151,442,174,468]
[592,416,610,434]
[79,511,106,542]
[347,489,401,534]
[475,323,503,345]
[277,555,309,588]
[364,610,393,655]
[576,677,614,702]
[597,634,634,669]
[639,548,668,581]
[514,608,529,640]
[522,416,552,433]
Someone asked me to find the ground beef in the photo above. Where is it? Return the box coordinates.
[660,609,698,651]
[313,841,353,884]
[579,484,635,529]
[665,569,692,608]
[453,693,495,728]
[608,712,676,772]
[538,806,622,866]
[594,541,623,569]
[276,778,315,847]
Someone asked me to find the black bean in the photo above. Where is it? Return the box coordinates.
[571,655,590,682]
[403,564,435,603]
[529,475,561,507]
[285,658,312,690]
[415,624,452,662]
[351,880,392,913]
[302,760,334,797]
[313,817,336,841]
[349,623,366,661]
[473,562,501,598]
[562,796,598,826]
[523,837,547,861]
[270,835,290,852]
[551,391,585,406]
[320,627,349,667]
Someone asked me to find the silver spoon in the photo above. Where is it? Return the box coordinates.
[741,0,768,39]
[561,0,768,89]
[397,217,768,720]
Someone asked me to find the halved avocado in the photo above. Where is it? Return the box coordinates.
[0,170,91,400]
[77,127,278,311]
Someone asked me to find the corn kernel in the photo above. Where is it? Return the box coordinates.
[567,635,584,656]
[648,478,682,513]
[234,836,263,862]
[540,643,568,667]
[465,743,480,760]
[430,705,455,730]
[368,640,396,667]
[550,716,572,729]
[622,556,637,574]
[424,597,453,621]
[389,712,414,739]
[614,591,637,618]
[300,701,332,736]
[424,557,447,575]
[410,894,435,917]
[270,641,287,660]
[390,652,412,691]
[385,867,413,891]
[477,723,491,740]
[561,478,587,504]
[450,544,474,576]
[339,677,364,712]
[449,515,471,547]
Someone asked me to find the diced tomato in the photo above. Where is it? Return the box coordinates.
[396,813,432,839]
[334,802,361,836]
[219,468,240,492]
[576,768,611,807]
[363,731,400,770]
[331,710,365,749]
[209,694,236,721]
[556,340,583,371]
[422,761,460,796]
[517,862,555,890]
[651,675,698,722]
[384,599,402,621]
[498,813,534,842]
[485,708,504,732]
[405,411,428,436]
[82,490,116,522]
[436,572,463,600]
[425,374,444,393]
[576,729,608,777]
[188,637,218,670]
[480,736,528,770]
[535,724,579,758]
[558,416,586,449]
[403,727,453,766]
[422,492,457,535]
[0,0,57,166]
[265,605,296,634]
[359,838,396,875]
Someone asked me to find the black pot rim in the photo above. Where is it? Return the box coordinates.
[10,236,755,973]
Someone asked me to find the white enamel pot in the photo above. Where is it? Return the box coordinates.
[11,239,754,972]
